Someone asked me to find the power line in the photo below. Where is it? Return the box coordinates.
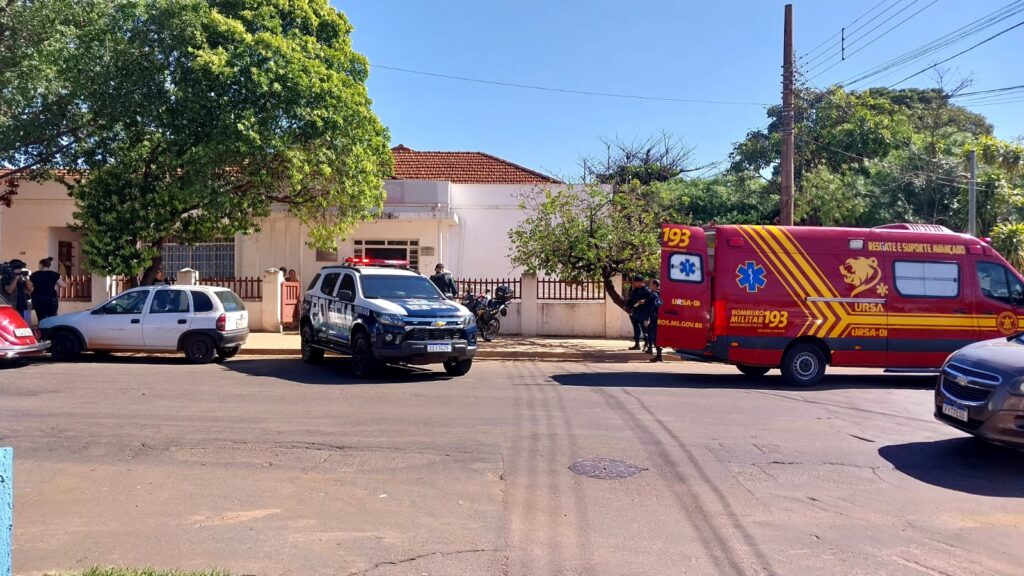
[951,83,1024,99]
[370,64,771,107]
[887,18,1024,87]
[841,0,1024,87]
[805,0,940,82]
[799,0,891,61]
[802,0,912,74]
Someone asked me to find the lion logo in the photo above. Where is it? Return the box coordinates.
[840,257,882,297]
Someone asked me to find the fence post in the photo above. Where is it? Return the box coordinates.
[1,447,11,576]
[90,275,110,304]
[261,268,284,333]
[520,274,538,336]
[604,274,629,339]
[176,268,199,286]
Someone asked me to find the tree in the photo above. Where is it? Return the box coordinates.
[509,183,664,307]
[581,133,700,187]
[991,223,1024,272]
[0,0,392,283]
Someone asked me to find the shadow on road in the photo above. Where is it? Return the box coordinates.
[879,437,1024,497]
[550,371,935,391]
[222,357,450,385]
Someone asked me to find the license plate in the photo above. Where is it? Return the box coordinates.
[427,343,452,353]
[942,403,969,422]
[14,327,33,338]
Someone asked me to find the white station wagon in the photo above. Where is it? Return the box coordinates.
[39,285,249,363]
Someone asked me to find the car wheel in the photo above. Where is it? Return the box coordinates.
[184,334,217,364]
[443,358,473,376]
[737,365,770,378]
[781,343,827,387]
[481,318,500,342]
[216,345,241,361]
[350,331,379,377]
[301,324,324,365]
[50,330,82,361]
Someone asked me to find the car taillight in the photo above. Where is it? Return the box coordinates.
[216,313,227,332]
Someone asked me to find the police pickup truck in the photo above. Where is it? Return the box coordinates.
[299,258,478,377]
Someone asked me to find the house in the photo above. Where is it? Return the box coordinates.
[0,146,561,282]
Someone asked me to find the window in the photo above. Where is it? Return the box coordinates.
[360,275,441,299]
[101,290,150,315]
[354,239,419,271]
[149,289,190,314]
[319,272,340,296]
[668,253,704,283]
[339,273,356,299]
[977,262,1024,304]
[894,261,959,298]
[306,273,321,292]
[190,291,215,313]
[215,291,246,312]
[160,239,235,279]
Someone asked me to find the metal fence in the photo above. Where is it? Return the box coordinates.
[199,277,262,300]
[458,278,522,299]
[59,275,92,301]
[537,278,605,301]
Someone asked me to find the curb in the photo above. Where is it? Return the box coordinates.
[237,348,683,362]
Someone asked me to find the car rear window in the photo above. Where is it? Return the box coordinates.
[215,291,246,312]
[190,290,215,312]
[320,272,340,296]
[307,273,321,291]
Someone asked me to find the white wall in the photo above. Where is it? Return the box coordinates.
[0,180,79,268]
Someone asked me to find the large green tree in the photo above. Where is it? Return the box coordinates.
[0,0,391,283]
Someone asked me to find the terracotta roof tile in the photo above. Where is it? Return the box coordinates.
[390,145,560,185]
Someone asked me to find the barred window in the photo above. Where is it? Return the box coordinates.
[161,239,235,280]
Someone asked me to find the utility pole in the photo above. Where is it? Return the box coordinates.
[780,4,795,226]
[968,149,977,237]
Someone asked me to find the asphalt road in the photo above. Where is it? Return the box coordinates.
[2,355,1023,576]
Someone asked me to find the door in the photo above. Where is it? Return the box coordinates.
[331,272,357,346]
[657,224,712,353]
[974,260,1024,339]
[87,289,151,348]
[143,289,192,349]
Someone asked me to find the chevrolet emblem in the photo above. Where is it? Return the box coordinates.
[433,320,446,328]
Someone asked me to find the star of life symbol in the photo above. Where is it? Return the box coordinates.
[736,261,767,293]
[668,253,702,282]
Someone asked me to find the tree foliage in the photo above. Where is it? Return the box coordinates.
[0,0,392,281]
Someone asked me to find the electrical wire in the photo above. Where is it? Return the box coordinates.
[370,64,772,107]
[841,0,1024,87]
[799,0,891,61]
[802,0,912,74]
[887,18,1024,87]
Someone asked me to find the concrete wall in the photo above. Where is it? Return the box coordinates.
[0,180,81,270]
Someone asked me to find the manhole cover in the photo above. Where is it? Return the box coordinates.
[569,458,644,480]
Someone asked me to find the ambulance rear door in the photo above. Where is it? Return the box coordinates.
[658,224,712,353]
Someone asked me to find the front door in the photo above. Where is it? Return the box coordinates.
[657,224,712,353]
[87,289,151,349]
[974,260,1024,340]
[143,289,192,349]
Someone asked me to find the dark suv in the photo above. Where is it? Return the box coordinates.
[935,335,1024,447]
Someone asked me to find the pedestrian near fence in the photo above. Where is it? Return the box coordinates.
[645,279,663,362]
[624,274,652,351]
[30,257,65,321]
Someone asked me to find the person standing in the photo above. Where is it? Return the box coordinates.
[624,274,652,351]
[430,263,458,298]
[2,259,33,324]
[151,269,172,285]
[30,257,65,321]
[286,269,299,283]
[645,279,664,361]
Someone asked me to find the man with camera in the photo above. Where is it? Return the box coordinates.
[1,259,34,324]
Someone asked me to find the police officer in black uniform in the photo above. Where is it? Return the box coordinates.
[623,274,652,351]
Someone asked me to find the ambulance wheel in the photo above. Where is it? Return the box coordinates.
[782,343,827,387]
[301,324,324,364]
[737,365,770,378]
[350,331,380,377]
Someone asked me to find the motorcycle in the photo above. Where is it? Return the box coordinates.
[462,285,512,342]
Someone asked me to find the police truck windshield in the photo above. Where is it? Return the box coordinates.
[360,275,442,300]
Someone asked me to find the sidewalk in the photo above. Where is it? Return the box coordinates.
[242,333,684,362]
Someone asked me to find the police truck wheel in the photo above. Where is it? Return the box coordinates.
[350,331,379,377]
[737,365,770,378]
[781,343,827,387]
[443,358,473,376]
[184,334,217,364]
[50,331,82,361]
[301,324,324,364]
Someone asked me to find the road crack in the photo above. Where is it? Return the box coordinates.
[347,548,503,576]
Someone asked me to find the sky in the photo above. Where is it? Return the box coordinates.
[337,0,1023,181]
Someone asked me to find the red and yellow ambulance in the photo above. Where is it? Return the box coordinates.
[657,223,1024,386]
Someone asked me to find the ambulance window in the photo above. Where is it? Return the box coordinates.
[977,262,1024,304]
[894,261,959,298]
[320,272,340,296]
[668,253,703,283]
